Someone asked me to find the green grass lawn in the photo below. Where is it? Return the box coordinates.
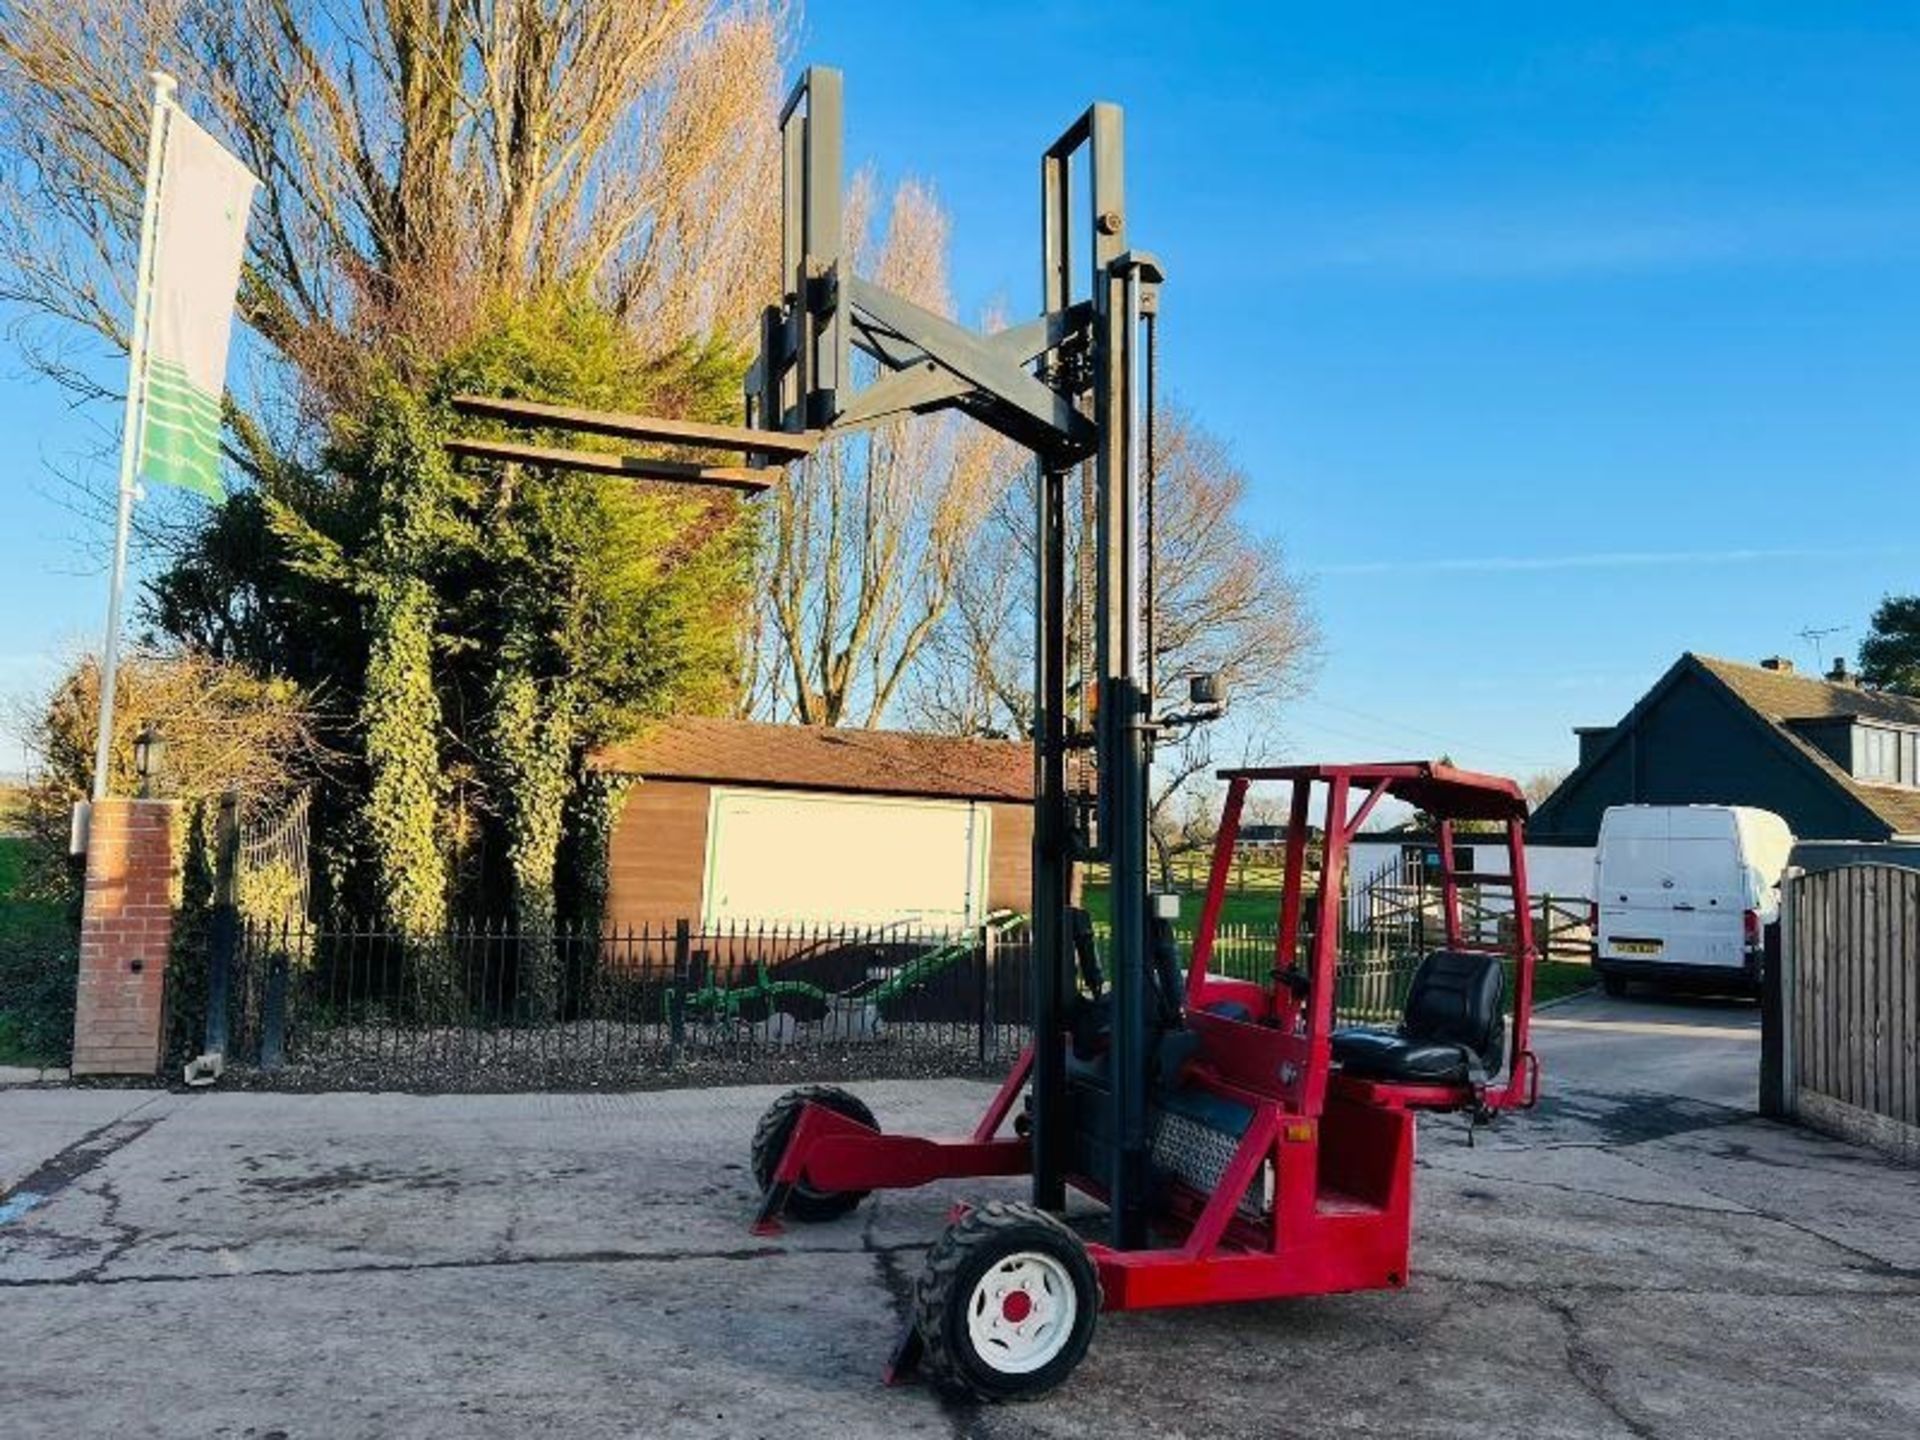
[1527,960,1596,1007]
[1079,882,1281,931]
[1081,879,1596,1012]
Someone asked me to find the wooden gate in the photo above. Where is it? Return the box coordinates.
[1778,864,1920,1164]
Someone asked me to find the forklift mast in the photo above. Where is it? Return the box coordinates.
[750,69,1164,1247]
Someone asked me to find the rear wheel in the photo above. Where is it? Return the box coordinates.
[750,1085,878,1223]
[914,1202,1100,1402]
[1602,973,1629,998]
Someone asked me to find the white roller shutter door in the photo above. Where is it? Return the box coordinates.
[701,787,991,929]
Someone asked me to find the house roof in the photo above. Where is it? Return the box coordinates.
[1691,655,1920,837]
[589,716,1032,802]
[1696,655,1920,729]
[1539,653,1920,839]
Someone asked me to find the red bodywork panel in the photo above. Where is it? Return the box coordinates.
[751,760,1541,1314]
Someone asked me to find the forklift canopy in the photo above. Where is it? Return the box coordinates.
[1215,761,1530,824]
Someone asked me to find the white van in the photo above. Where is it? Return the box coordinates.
[1591,805,1794,996]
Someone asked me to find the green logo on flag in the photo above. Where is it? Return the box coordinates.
[140,357,225,500]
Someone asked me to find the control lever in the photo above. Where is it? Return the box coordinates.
[1273,967,1312,1000]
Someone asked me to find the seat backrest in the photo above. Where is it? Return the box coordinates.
[1402,950,1506,1070]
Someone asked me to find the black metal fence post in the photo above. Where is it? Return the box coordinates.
[261,951,289,1071]
[977,921,996,1070]
[203,792,242,1061]
[669,918,690,1060]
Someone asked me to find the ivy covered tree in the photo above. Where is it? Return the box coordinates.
[259,289,751,1008]
[445,291,751,1011]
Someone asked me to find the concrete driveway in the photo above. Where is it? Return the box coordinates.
[3,992,1916,1439]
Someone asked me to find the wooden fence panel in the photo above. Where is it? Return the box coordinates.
[1784,864,1920,1162]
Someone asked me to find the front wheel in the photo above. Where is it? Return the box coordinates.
[750,1085,878,1223]
[913,1201,1100,1402]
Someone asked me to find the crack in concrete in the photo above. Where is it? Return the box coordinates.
[71,1176,145,1283]
[1542,1295,1662,1440]
[0,1235,942,1290]
[861,1201,979,1439]
[1417,1268,1920,1303]
[1432,1122,1920,1290]
[863,1201,920,1330]
[1598,1146,1920,1283]
[1428,1162,1751,1219]
[0,1106,169,1221]
[1720,1202,1920,1283]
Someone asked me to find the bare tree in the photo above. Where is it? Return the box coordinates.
[914,406,1315,731]
[0,0,784,493]
[752,175,1023,727]
[1522,768,1569,808]
[20,646,330,806]
[909,403,1318,884]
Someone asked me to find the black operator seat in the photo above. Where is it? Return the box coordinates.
[1331,950,1506,1086]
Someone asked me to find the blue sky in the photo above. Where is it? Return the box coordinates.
[2,3,1917,779]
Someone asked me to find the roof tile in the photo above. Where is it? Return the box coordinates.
[1693,654,1920,836]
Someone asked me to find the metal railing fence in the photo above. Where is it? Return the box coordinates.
[188,914,1434,1089]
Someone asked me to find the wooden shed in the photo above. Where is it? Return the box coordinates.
[589,718,1033,932]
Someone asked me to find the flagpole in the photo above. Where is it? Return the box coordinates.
[90,71,176,804]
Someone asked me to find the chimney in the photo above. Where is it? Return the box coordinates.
[1759,656,1794,673]
[1827,656,1855,687]
[1573,725,1614,766]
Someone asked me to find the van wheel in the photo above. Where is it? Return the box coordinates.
[1601,974,1629,998]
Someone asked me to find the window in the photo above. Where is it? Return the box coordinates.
[1855,724,1920,787]
[1417,844,1475,881]
[1860,727,1887,781]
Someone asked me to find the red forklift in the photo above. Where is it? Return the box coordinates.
[751,760,1541,1398]
[452,65,1543,1402]
[726,66,1543,1401]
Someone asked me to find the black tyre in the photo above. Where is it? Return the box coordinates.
[913,1201,1100,1402]
[750,1085,878,1223]
[1602,973,1629,998]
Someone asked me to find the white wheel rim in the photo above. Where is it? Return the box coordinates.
[964,1250,1078,1375]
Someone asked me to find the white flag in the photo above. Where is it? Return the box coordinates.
[138,108,258,501]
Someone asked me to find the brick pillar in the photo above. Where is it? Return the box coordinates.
[72,799,178,1076]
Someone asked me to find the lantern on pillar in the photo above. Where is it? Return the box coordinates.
[133,723,166,799]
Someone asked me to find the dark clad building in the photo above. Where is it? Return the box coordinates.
[1531,654,1920,846]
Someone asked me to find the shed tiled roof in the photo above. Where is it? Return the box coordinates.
[1693,655,1920,837]
[590,716,1031,802]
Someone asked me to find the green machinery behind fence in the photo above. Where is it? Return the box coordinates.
[668,910,1026,1039]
